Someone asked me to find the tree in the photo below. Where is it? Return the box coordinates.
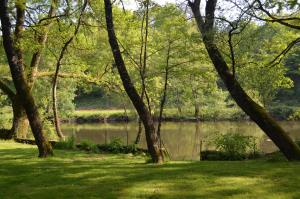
[188,0,300,160]
[104,0,163,163]
[52,0,87,140]
[0,0,52,157]
[0,0,58,139]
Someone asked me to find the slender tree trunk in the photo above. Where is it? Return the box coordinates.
[175,88,182,116]
[135,0,151,145]
[135,120,143,144]
[189,0,300,160]
[104,0,163,163]
[52,0,87,140]
[157,41,171,148]
[191,81,200,121]
[52,76,64,139]
[194,103,200,121]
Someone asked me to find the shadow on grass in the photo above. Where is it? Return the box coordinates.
[0,147,300,199]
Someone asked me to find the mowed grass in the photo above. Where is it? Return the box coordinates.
[1,141,300,199]
[72,109,129,117]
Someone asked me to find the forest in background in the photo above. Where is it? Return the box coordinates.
[1,0,299,126]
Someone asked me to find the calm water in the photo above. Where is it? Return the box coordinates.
[62,121,300,160]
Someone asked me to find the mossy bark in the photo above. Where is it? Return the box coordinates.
[11,99,29,138]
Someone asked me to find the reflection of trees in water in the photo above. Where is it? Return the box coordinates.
[160,122,203,160]
[61,121,300,159]
[260,134,278,154]
[192,122,202,160]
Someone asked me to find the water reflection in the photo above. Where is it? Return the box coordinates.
[62,121,300,160]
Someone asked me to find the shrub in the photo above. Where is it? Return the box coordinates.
[54,135,76,150]
[288,108,300,120]
[80,139,99,153]
[98,137,139,154]
[212,133,258,160]
[269,105,295,120]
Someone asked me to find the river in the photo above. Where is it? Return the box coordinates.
[62,121,300,160]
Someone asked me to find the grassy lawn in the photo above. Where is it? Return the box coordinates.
[70,107,244,121]
[71,109,131,118]
[1,141,300,199]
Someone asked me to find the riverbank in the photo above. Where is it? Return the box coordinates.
[63,106,300,124]
[64,108,248,123]
[1,141,300,198]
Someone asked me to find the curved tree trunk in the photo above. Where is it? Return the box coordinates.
[104,0,163,163]
[52,0,87,140]
[52,73,64,140]
[189,0,300,160]
[0,0,58,141]
[0,0,52,157]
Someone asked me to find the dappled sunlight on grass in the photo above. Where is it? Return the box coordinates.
[1,141,300,198]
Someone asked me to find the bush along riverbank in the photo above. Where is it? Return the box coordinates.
[14,133,291,161]
[54,136,148,155]
[52,133,290,161]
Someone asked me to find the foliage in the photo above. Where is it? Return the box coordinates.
[54,135,76,150]
[78,137,142,154]
[0,106,12,129]
[212,133,259,160]
[288,108,300,121]
[79,139,99,153]
[268,105,295,120]
[233,23,296,107]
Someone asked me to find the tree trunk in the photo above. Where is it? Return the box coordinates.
[157,41,171,149]
[0,80,15,139]
[11,98,29,138]
[0,80,29,139]
[175,88,182,116]
[52,0,87,140]
[0,1,52,157]
[189,0,300,160]
[52,75,64,140]
[0,1,58,140]
[104,0,163,163]
[135,119,143,145]
[194,104,200,121]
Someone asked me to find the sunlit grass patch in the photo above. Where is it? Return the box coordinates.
[1,141,300,198]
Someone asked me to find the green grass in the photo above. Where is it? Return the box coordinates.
[1,141,300,199]
[70,107,245,122]
[72,109,131,118]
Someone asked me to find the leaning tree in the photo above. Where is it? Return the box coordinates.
[0,0,52,157]
[188,0,300,160]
